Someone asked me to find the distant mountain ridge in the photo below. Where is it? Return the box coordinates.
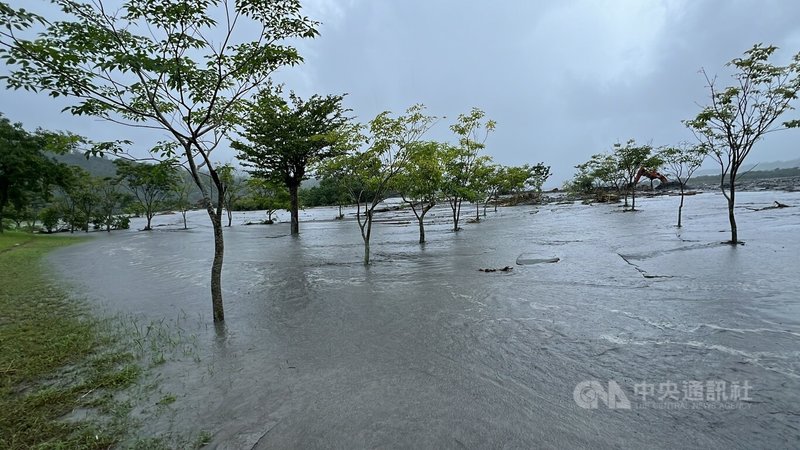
[53,151,118,178]
[695,157,800,176]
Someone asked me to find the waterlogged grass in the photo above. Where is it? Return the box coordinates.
[0,232,212,449]
[0,232,143,449]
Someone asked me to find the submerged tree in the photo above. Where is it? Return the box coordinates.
[0,0,319,322]
[503,163,552,204]
[242,178,290,224]
[115,160,178,231]
[234,89,350,235]
[442,108,495,231]
[614,139,653,211]
[219,165,245,227]
[660,143,707,227]
[328,104,436,264]
[95,176,127,232]
[685,44,800,244]
[393,141,444,243]
[172,176,195,230]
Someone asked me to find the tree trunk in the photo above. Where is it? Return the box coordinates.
[145,213,153,231]
[418,219,425,244]
[0,203,5,233]
[289,182,299,235]
[226,208,232,227]
[208,200,225,322]
[182,211,188,229]
[362,210,373,265]
[475,202,480,221]
[631,186,636,211]
[451,198,462,231]
[728,181,738,244]
[677,184,685,228]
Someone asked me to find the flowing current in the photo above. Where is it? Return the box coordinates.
[49,191,800,449]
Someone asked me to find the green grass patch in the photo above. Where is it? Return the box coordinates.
[0,231,142,449]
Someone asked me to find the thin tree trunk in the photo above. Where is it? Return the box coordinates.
[209,197,225,322]
[728,179,738,244]
[182,211,188,229]
[450,197,463,231]
[226,208,232,227]
[475,202,480,221]
[631,186,636,210]
[289,183,299,235]
[362,209,373,265]
[677,183,685,227]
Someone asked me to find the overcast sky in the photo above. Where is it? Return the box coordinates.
[2,0,800,185]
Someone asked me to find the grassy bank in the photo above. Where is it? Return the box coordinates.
[0,232,141,449]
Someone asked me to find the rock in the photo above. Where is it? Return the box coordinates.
[516,254,560,265]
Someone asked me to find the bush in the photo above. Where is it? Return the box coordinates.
[38,206,62,233]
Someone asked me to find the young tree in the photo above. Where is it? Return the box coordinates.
[327,105,436,264]
[115,160,178,231]
[74,177,99,233]
[234,89,350,235]
[441,108,495,231]
[660,143,707,227]
[614,139,652,211]
[57,167,86,233]
[685,44,800,244]
[1,0,319,322]
[483,165,506,213]
[528,162,552,200]
[172,176,195,230]
[243,178,290,224]
[219,165,245,227]
[39,205,62,233]
[393,141,444,243]
[502,163,551,204]
[95,176,127,232]
[469,157,495,221]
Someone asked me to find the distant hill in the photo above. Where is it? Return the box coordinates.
[690,166,800,185]
[696,157,800,176]
[53,152,118,178]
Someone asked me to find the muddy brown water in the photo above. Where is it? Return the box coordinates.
[50,191,800,449]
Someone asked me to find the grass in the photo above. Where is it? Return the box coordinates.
[0,231,142,449]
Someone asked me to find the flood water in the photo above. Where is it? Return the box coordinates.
[49,191,800,449]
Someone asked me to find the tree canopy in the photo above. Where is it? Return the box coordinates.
[234,88,350,234]
[0,114,72,232]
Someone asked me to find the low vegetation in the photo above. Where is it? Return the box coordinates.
[0,232,209,449]
[0,232,139,448]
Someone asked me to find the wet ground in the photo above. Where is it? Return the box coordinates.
[49,191,800,449]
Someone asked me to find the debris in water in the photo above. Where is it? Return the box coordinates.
[478,266,514,272]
